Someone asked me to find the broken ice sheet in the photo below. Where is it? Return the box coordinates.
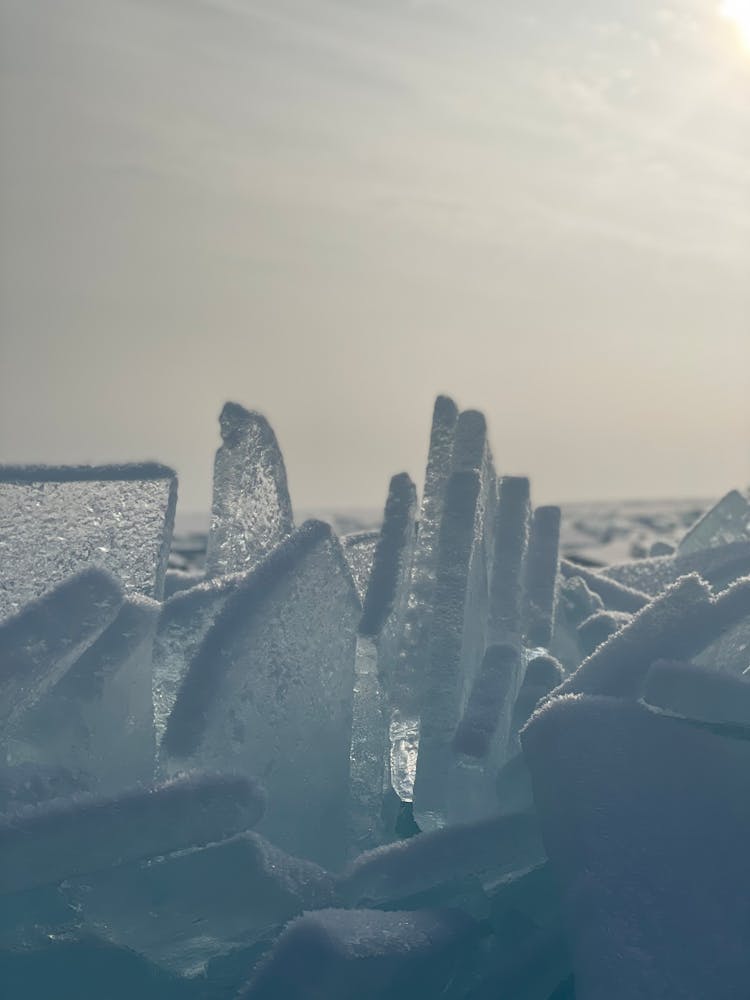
[552,572,750,701]
[6,596,159,795]
[338,808,544,915]
[71,831,335,976]
[163,520,360,867]
[0,773,265,895]
[204,402,294,578]
[678,489,750,555]
[0,568,124,733]
[0,464,176,620]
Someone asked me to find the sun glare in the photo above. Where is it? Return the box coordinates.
[719,0,750,48]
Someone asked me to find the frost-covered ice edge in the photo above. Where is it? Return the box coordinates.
[1,397,750,1000]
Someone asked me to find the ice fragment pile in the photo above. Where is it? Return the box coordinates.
[1,397,749,999]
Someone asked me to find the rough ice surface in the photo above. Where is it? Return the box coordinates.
[602,538,750,596]
[0,568,124,733]
[163,520,360,868]
[0,464,176,620]
[204,403,294,578]
[152,572,249,748]
[559,559,649,613]
[350,474,418,850]
[522,695,750,1000]
[341,530,380,603]
[678,489,750,555]
[551,573,750,700]
[6,595,159,795]
[0,773,265,894]
[239,906,479,1000]
[4,398,750,998]
[71,831,335,976]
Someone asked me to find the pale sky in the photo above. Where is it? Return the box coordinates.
[1,0,748,515]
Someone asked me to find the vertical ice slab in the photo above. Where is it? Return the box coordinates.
[389,395,458,798]
[239,907,479,1000]
[488,476,531,646]
[204,402,294,578]
[163,520,360,867]
[678,489,750,555]
[350,474,417,851]
[0,568,124,732]
[0,463,176,620]
[6,595,159,795]
[521,506,561,649]
[413,409,496,830]
[447,477,531,807]
[522,695,750,1000]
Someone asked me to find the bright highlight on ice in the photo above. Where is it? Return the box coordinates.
[719,0,750,48]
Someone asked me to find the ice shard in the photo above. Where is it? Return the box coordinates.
[551,573,750,700]
[678,489,750,555]
[350,474,417,851]
[0,568,124,733]
[450,478,531,777]
[71,831,335,976]
[413,409,496,830]
[522,695,750,1000]
[338,810,544,908]
[0,773,265,894]
[0,463,176,620]
[6,595,159,795]
[642,659,750,727]
[452,644,522,762]
[163,520,360,867]
[204,402,294,578]
[152,571,249,748]
[521,506,561,649]
[239,907,479,1000]
[341,530,380,603]
[388,396,458,802]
